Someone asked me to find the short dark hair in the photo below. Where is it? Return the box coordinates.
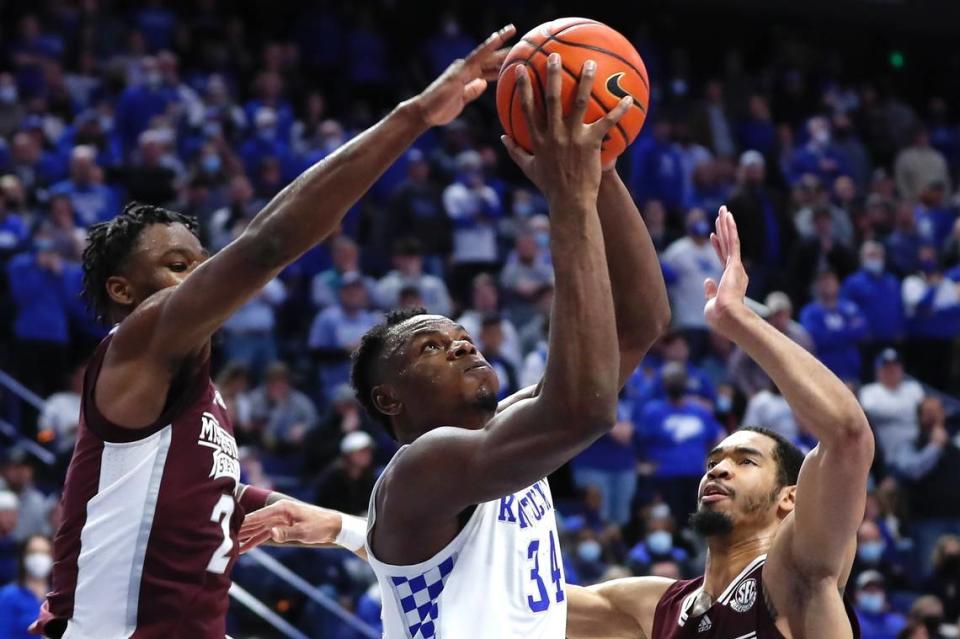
[740,426,805,487]
[81,202,199,322]
[350,306,428,439]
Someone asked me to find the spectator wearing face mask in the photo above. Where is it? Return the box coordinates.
[800,270,868,382]
[626,511,691,577]
[787,116,850,186]
[905,596,952,639]
[902,245,960,390]
[853,570,907,639]
[853,519,907,590]
[841,241,906,380]
[0,534,52,639]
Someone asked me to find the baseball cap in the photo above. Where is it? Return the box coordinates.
[764,291,793,316]
[0,490,19,512]
[875,348,901,368]
[340,431,374,455]
[856,570,885,590]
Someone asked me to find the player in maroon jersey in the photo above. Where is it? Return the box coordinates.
[28,25,517,639]
[565,207,871,638]
[239,209,871,639]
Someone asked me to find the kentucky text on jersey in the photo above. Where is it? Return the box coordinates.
[496,480,553,528]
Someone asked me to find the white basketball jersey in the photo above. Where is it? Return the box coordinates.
[366,450,567,639]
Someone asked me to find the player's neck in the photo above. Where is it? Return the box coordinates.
[702,530,775,598]
[399,410,491,443]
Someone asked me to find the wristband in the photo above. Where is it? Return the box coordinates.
[335,515,366,552]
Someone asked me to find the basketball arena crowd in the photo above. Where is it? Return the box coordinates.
[0,1,958,637]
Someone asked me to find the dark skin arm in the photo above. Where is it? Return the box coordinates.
[373,55,634,564]
[96,26,516,428]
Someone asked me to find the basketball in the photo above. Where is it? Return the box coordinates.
[496,18,650,166]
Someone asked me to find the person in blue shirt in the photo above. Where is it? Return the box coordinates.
[902,245,960,391]
[840,241,906,380]
[0,199,28,259]
[800,270,868,382]
[853,570,907,639]
[48,146,119,226]
[626,510,691,576]
[646,332,717,408]
[478,316,517,401]
[0,534,52,639]
[243,71,295,145]
[787,116,850,186]
[914,180,957,250]
[886,202,925,277]
[115,56,175,152]
[634,362,724,526]
[239,107,295,182]
[628,119,685,214]
[6,236,71,400]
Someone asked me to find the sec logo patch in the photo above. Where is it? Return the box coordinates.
[730,578,757,613]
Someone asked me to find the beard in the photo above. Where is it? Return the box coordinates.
[689,508,734,537]
[471,386,499,414]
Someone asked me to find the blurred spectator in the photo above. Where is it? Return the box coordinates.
[221,278,286,383]
[737,95,776,160]
[479,315,518,401]
[48,145,118,226]
[249,363,319,454]
[626,510,691,576]
[314,431,376,516]
[115,55,174,152]
[902,245,960,390]
[690,80,736,158]
[458,274,521,369]
[887,202,925,278]
[648,332,717,407]
[726,150,794,295]
[375,238,452,316]
[854,519,907,589]
[6,237,70,399]
[423,14,475,77]
[905,595,952,639]
[641,199,677,253]
[38,364,84,459]
[854,570,907,639]
[444,150,502,301]
[386,149,451,275]
[309,273,381,401]
[571,529,609,586]
[788,116,850,186]
[42,195,85,261]
[0,534,51,639]
[729,291,813,397]
[742,386,800,444]
[0,195,28,259]
[208,175,260,252]
[793,175,856,247]
[0,492,19,584]
[661,208,722,360]
[896,127,951,203]
[914,181,956,250]
[571,403,636,527]
[304,384,377,473]
[789,203,859,307]
[634,362,724,524]
[0,448,50,543]
[832,113,873,191]
[841,241,906,380]
[799,270,868,381]
[239,107,293,182]
[499,230,554,327]
[519,283,553,356]
[312,236,376,311]
[214,362,253,438]
[629,120,685,214]
[121,129,178,207]
[899,396,960,578]
[859,348,924,460]
[0,73,25,138]
[926,536,960,623]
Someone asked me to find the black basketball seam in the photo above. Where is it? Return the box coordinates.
[522,44,630,146]
[550,34,650,91]
[520,35,648,116]
[502,20,598,146]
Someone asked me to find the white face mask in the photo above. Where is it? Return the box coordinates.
[24,552,52,579]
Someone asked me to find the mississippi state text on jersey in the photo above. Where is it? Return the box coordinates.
[40,334,243,639]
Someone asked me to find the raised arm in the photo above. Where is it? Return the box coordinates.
[704,207,873,595]
[101,27,515,423]
[596,168,671,385]
[381,57,632,529]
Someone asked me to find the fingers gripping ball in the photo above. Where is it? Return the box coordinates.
[496,17,650,166]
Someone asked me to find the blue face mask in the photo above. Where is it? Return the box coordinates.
[715,394,733,414]
[535,232,550,250]
[857,540,885,565]
[688,220,711,237]
[577,540,602,563]
[202,154,222,174]
[857,592,885,614]
[646,530,673,555]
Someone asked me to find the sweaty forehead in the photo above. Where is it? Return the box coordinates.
[385,315,461,356]
[133,223,203,257]
[713,430,776,457]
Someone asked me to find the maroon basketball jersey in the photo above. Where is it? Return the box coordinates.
[651,555,861,639]
[39,334,243,639]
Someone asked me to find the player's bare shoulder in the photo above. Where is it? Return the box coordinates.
[568,576,675,639]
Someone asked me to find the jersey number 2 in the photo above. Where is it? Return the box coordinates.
[527,531,565,613]
[206,494,235,574]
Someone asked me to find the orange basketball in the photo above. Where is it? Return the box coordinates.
[496,18,650,166]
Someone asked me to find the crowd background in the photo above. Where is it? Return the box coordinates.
[1,1,960,637]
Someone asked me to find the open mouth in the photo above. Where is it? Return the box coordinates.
[465,362,490,373]
[701,483,731,503]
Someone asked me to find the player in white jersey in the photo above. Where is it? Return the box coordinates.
[240,55,669,639]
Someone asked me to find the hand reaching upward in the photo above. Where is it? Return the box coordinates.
[410,25,516,127]
[703,205,750,335]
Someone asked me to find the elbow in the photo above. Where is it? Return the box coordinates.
[569,396,619,437]
[620,302,671,354]
[829,413,875,461]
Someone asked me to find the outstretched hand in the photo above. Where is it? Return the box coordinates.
[238,500,341,554]
[411,25,516,127]
[501,54,633,204]
[704,205,750,334]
